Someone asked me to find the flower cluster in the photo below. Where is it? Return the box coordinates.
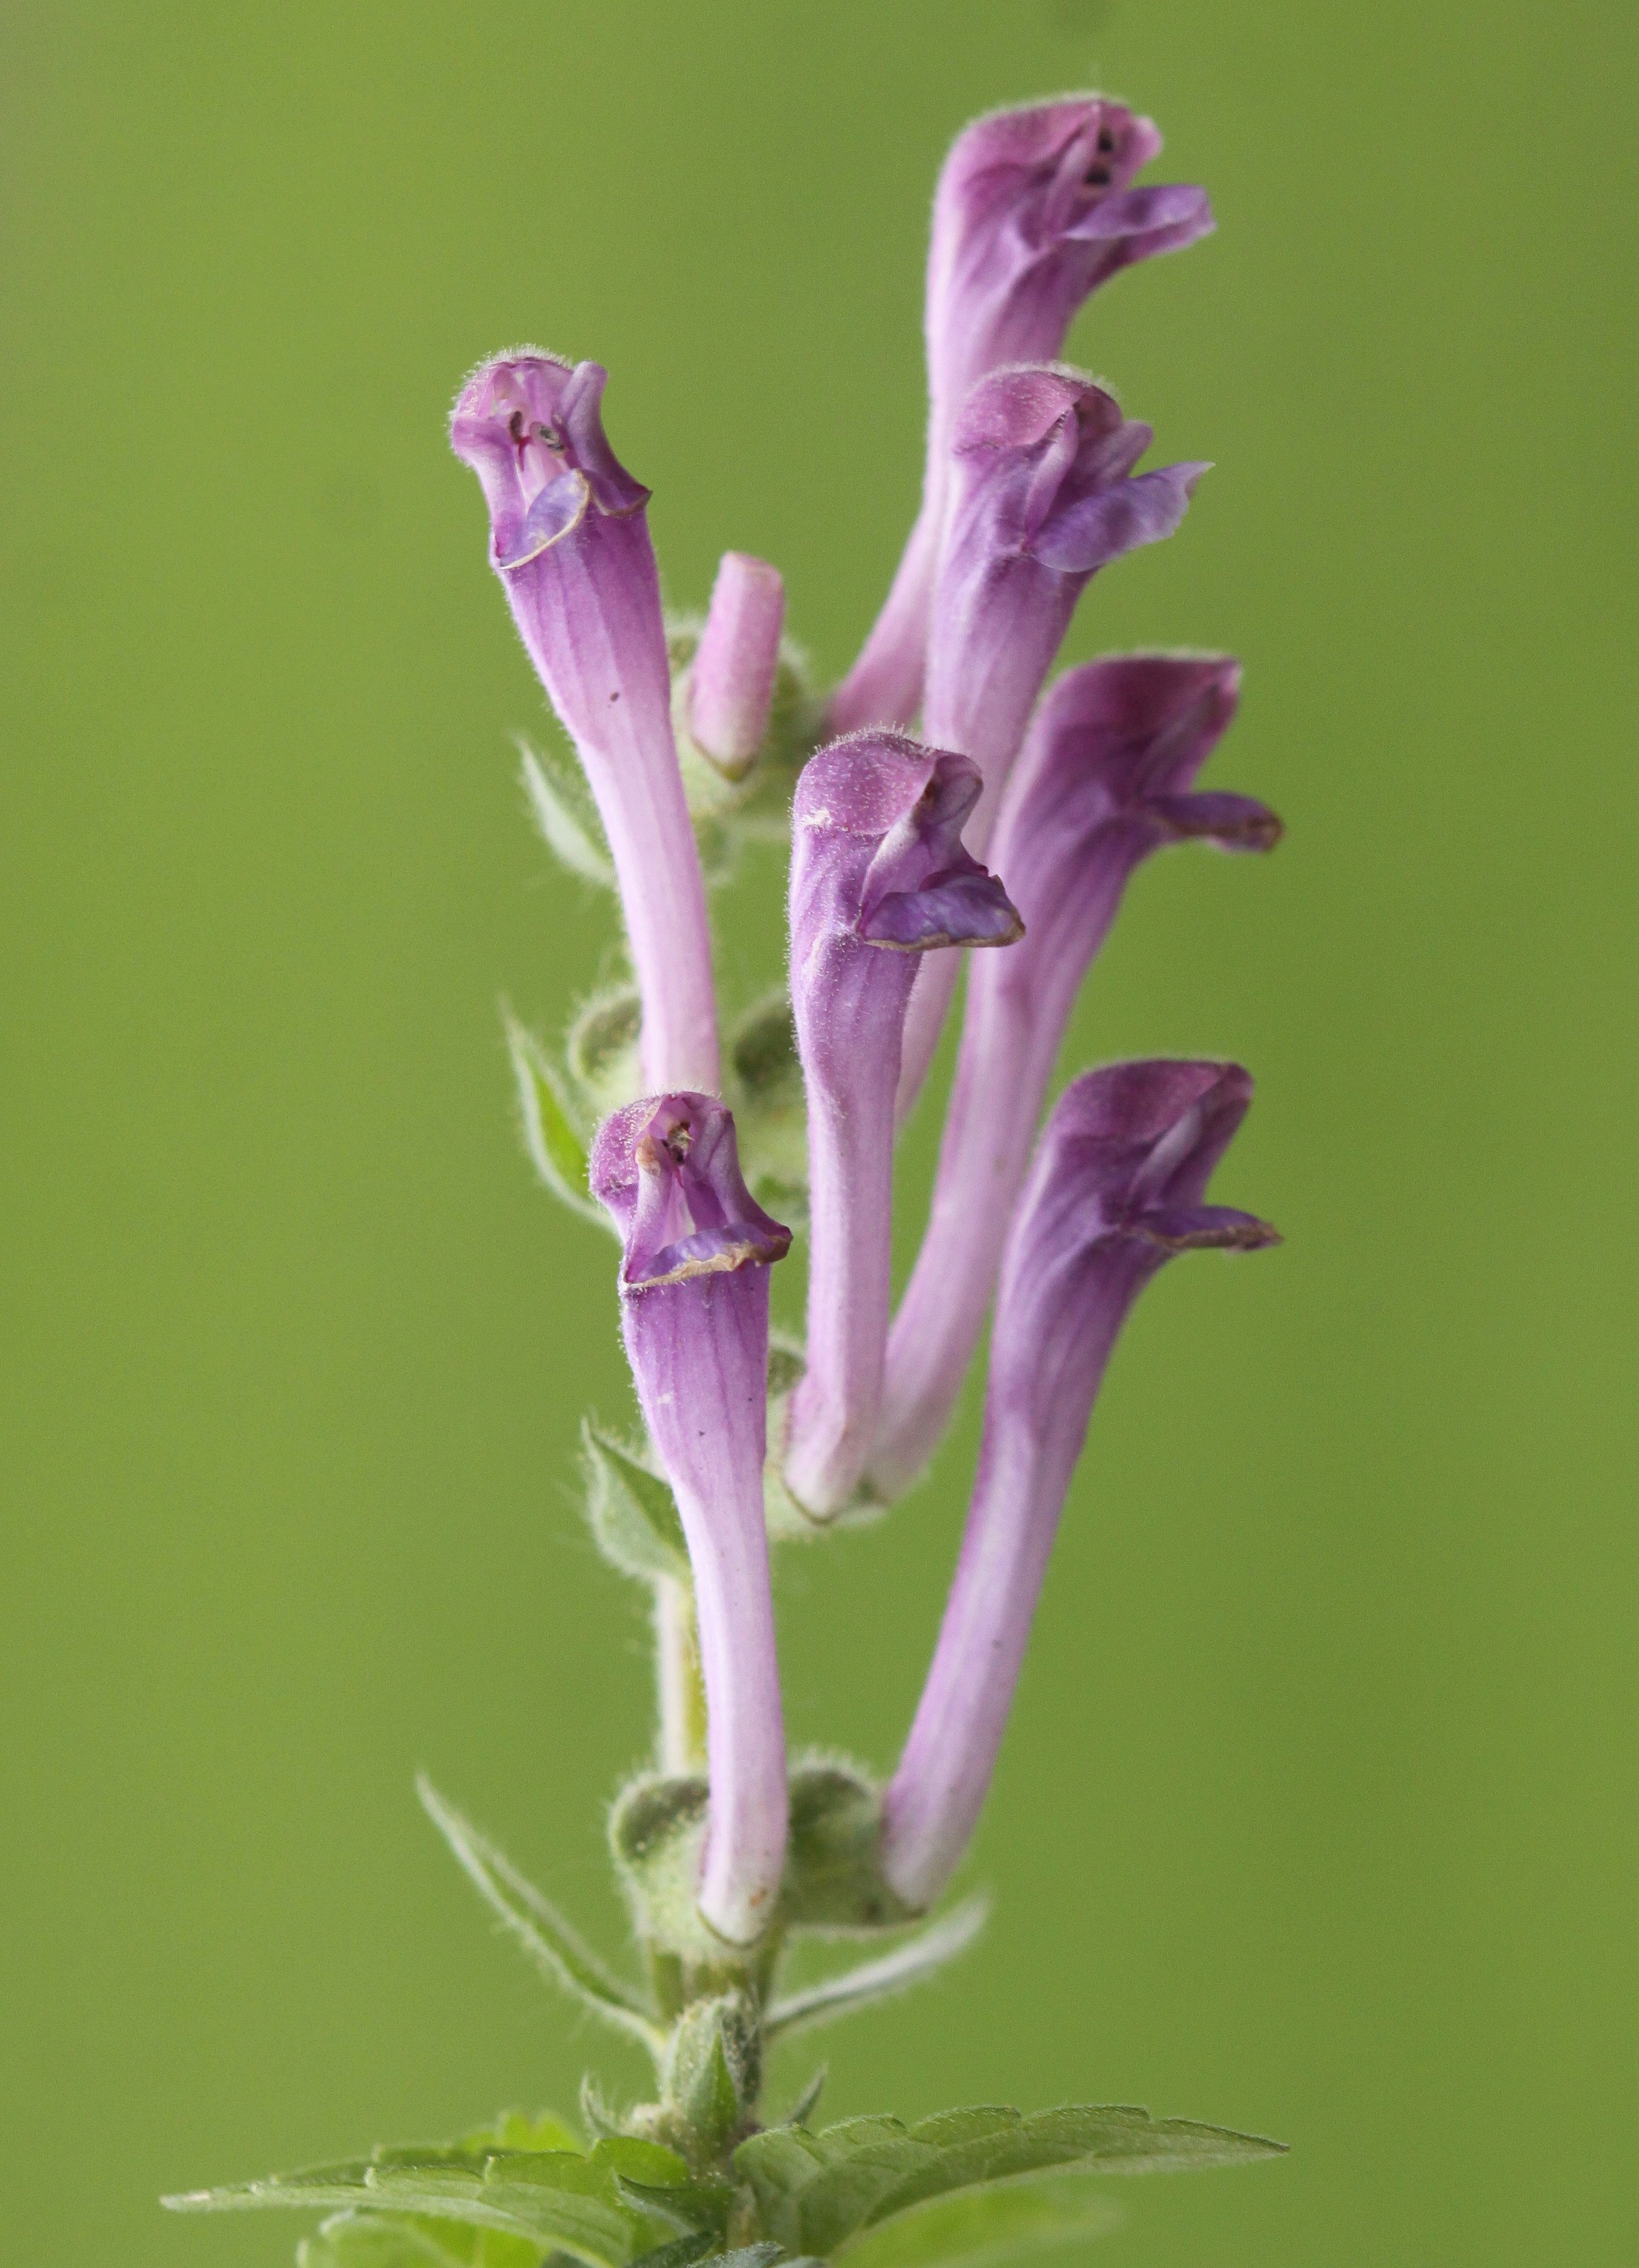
[171,94,1289,2259]
[453,94,1278,1984]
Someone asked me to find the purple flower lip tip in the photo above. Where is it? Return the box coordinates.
[1130,1204,1281,1252]
[946,361,1208,584]
[590,1092,791,1293]
[450,349,651,573]
[795,731,1024,953]
[1153,790,1284,852]
[1029,651,1283,851]
[945,94,1211,265]
[860,895,1024,951]
[1045,1058,1280,1247]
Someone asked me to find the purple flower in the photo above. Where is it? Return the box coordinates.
[687,551,786,779]
[783,732,1022,1519]
[590,1093,792,1944]
[872,655,1280,1496]
[831,97,1213,737]
[895,366,1208,1119]
[452,352,720,1095]
[880,1060,1278,1909]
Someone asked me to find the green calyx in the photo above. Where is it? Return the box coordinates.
[396,1765,991,2182]
[607,1759,917,1985]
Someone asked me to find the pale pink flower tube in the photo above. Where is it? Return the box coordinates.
[591,1093,792,1943]
[872,655,1279,1496]
[452,352,720,1094]
[783,732,1021,1518]
[881,1060,1277,1909]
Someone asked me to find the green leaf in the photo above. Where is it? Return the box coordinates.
[673,1993,759,2132]
[171,2139,686,2267]
[764,1897,988,2039]
[583,2138,697,2189]
[663,1992,757,2154]
[298,2212,547,2268]
[477,2239,553,2268]
[298,2213,474,2267]
[624,2235,717,2268]
[615,2172,737,2240]
[472,2112,586,2156]
[582,1422,690,1585]
[732,2105,1284,2257]
[417,1777,664,2056]
[519,738,615,887]
[731,2123,924,2257]
[480,2150,680,2261]
[580,2075,625,2144]
[504,1015,608,1230]
[828,2167,1123,2268]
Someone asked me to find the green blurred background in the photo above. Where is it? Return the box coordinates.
[4,1,1635,2261]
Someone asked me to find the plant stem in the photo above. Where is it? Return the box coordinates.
[655,1575,709,1775]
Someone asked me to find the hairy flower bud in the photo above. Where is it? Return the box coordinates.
[831,96,1212,736]
[896,367,1208,1119]
[452,352,719,1093]
[591,1094,791,1943]
[880,1060,1277,1909]
[784,732,1021,1518]
[688,551,786,779]
[872,656,1279,1494]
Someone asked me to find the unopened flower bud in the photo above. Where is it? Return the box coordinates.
[688,552,786,779]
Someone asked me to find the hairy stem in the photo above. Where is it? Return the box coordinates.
[655,1576,709,1776]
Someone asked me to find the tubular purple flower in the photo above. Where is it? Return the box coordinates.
[872,656,1280,1496]
[451,352,720,1095]
[688,551,786,779]
[895,365,1208,1119]
[590,1094,793,1944]
[880,1060,1279,1910]
[783,732,1022,1519]
[831,96,1213,736]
